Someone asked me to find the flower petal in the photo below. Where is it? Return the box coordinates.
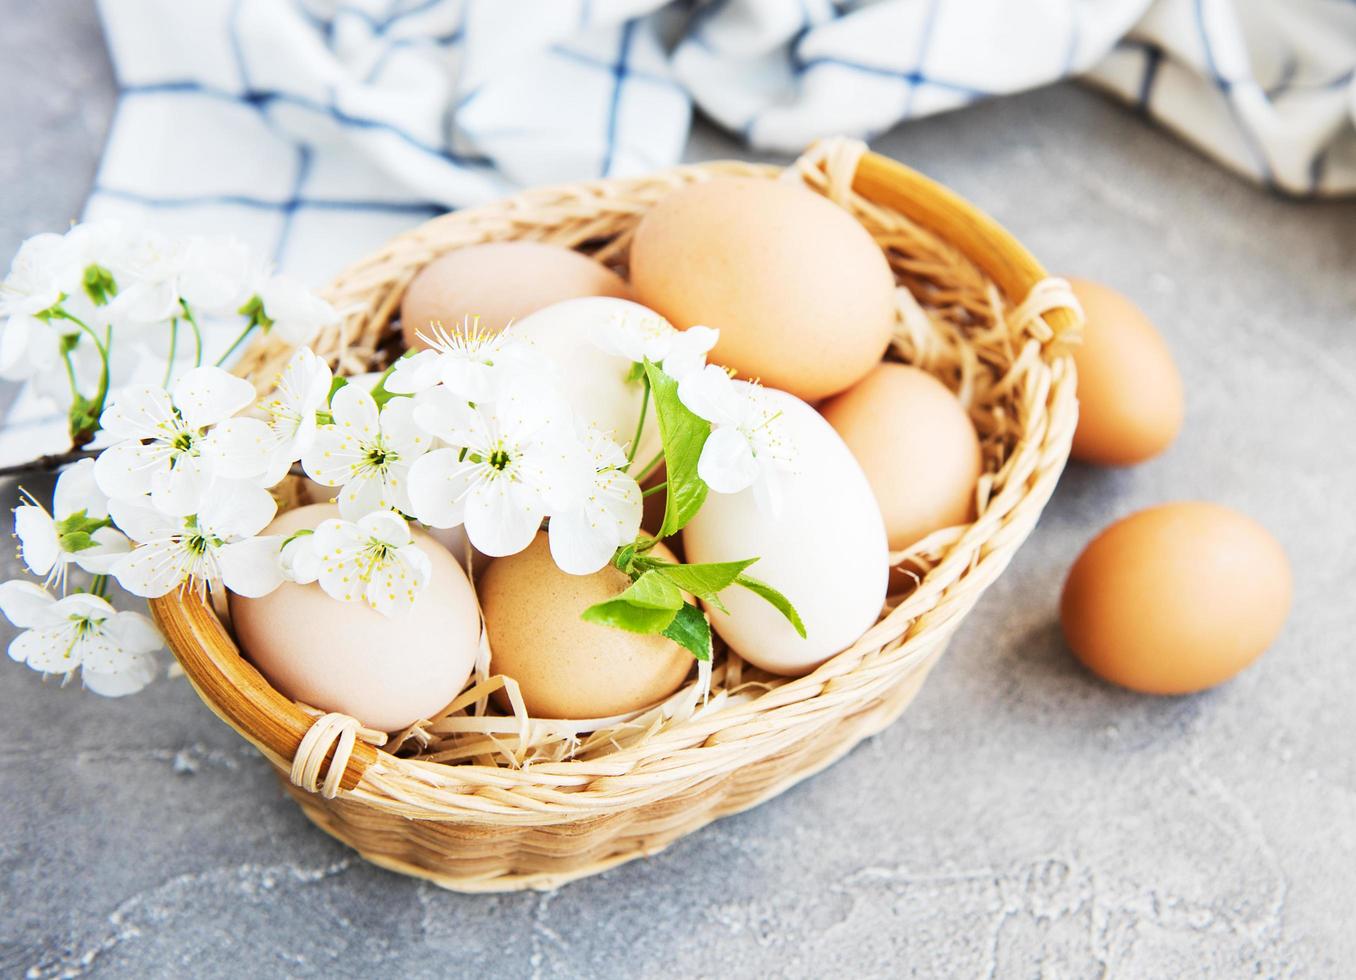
[101,609,165,655]
[150,453,213,517]
[218,536,284,598]
[54,458,107,518]
[0,580,57,630]
[14,505,59,577]
[697,425,759,494]
[83,649,158,697]
[548,507,618,576]
[198,480,278,540]
[406,449,472,529]
[464,479,542,557]
[328,381,379,434]
[113,541,191,599]
[383,349,444,395]
[107,497,179,544]
[13,625,79,673]
[172,367,257,430]
[71,527,133,574]
[93,439,164,502]
[677,364,741,426]
[99,385,175,441]
[203,416,274,481]
[365,547,430,617]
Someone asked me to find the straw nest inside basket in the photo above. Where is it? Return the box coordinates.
[228,139,1078,773]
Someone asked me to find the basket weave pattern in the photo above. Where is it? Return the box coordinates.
[151,140,1080,892]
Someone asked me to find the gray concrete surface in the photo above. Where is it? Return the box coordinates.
[3,3,1355,977]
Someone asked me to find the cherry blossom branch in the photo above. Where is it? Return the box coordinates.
[0,449,101,480]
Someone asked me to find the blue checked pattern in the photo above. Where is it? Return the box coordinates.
[2,0,1353,461]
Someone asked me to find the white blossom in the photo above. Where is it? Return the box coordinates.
[179,235,264,316]
[386,317,536,402]
[590,308,718,381]
[14,460,131,590]
[309,512,432,617]
[678,365,796,511]
[0,581,161,696]
[104,229,186,323]
[407,385,582,557]
[212,347,333,486]
[548,426,642,575]
[300,384,428,519]
[95,367,260,516]
[257,274,338,346]
[108,482,282,599]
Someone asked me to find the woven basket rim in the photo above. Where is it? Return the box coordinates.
[150,144,1079,828]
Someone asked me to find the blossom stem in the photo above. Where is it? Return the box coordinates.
[641,482,667,498]
[88,574,108,598]
[214,321,257,368]
[50,309,107,358]
[633,449,665,483]
[180,299,204,367]
[60,348,80,399]
[625,377,651,467]
[164,318,180,386]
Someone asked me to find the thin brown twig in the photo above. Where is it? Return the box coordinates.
[0,448,100,481]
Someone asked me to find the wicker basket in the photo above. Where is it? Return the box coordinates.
[149,139,1080,892]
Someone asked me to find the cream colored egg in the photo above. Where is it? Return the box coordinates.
[400,241,631,347]
[630,177,896,402]
[509,296,663,461]
[479,534,693,719]
[820,363,982,551]
[229,504,480,731]
[682,387,889,675]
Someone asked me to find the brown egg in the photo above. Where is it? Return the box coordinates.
[229,505,480,731]
[479,533,693,719]
[400,241,631,347]
[1061,502,1291,695]
[1068,278,1184,466]
[629,177,896,401]
[821,363,981,551]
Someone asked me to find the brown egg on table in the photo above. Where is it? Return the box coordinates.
[1060,502,1291,695]
[478,533,693,719]
[820,363,982,552]
[400,241,632,348]
[629,177,896,402]
[229,504,481,731]
[1068,277,1184,466]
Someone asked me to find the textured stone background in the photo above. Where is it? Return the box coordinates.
[2,3,1354,977]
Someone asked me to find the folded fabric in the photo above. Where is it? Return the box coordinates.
[4,0,1353,463]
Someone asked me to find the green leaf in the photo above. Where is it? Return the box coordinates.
[55,510,113,554]
[370,350,415,410]
[581,600,679,634]
[734,573,807,638]
[662,602,713,661]
[579,570,685,634]
[640,557,758,597]
[643,359,710,538]
[614,570,685,610]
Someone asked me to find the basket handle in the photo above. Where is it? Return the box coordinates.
[150,591,380,793]
[849,151,1079,345]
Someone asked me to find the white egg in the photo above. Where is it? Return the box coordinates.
[682,388,889,676]
[509,297,663,462]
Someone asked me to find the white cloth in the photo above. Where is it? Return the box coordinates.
[4,0,1353,462]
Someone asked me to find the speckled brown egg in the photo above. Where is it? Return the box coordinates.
[629,177,896,401]
[1068,278,1184,466]
[820,363,982,551]
[229,504,480,731]
[400,241,631,347]
[479,533,693,719]
[1061,502,1291,695]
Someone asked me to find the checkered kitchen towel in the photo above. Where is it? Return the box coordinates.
[4,0,1354,462]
